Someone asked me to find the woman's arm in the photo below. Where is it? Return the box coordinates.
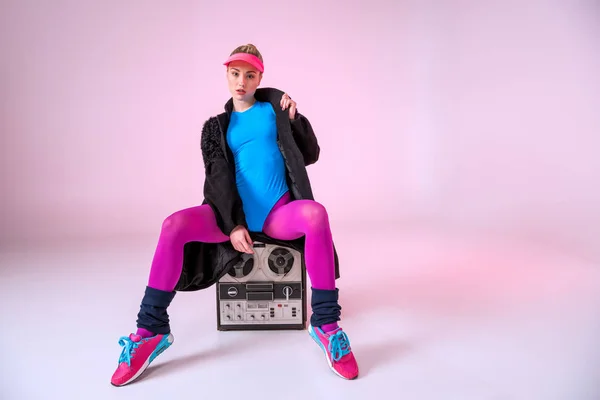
[200,117,247,235]
[290,112,320,166]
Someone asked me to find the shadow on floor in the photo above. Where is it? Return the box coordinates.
[139,335,265,382]
[353,338,415,378]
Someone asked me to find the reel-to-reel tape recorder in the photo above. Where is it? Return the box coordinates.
[216,241,307,331]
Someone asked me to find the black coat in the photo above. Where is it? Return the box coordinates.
[174,87,340,292]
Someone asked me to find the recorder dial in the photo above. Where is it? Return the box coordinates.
[268,248,294,275]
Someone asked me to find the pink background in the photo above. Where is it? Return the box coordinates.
[1,1,599,256]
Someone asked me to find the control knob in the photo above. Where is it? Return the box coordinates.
[283,286,293,300]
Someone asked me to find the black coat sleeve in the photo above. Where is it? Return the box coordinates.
[200,117,247,236]
[290,112,320,166]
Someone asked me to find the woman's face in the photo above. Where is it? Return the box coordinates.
[226,60,262,101]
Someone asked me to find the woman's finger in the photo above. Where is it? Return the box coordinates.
[233,238,243,253]
[240,239,251,254]
[244,232,254,254]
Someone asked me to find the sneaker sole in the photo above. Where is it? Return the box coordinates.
[308,325,357,380]
[112,333,174,387]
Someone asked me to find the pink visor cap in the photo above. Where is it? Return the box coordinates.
[223,53,264,73]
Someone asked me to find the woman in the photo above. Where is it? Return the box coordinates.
[111,44,359,386]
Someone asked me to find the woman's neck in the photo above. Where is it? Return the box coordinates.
[233,97,256,112]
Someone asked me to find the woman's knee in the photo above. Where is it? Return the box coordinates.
[301,201,330,230]
[161,208,192,238]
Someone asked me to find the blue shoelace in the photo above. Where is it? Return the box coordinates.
[327,330,351,362]
[118,336,141,366]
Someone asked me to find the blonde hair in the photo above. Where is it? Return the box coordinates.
[229,43,263,64]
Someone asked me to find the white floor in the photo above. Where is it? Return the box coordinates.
[2,226,600,400]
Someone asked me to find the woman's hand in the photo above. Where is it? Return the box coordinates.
[230,225,254,254]
[280,93,297,120]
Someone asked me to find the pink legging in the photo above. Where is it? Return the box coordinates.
[147,192,336,292]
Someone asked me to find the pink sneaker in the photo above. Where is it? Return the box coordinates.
[110,333,174,387]
[308,325,359,380]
